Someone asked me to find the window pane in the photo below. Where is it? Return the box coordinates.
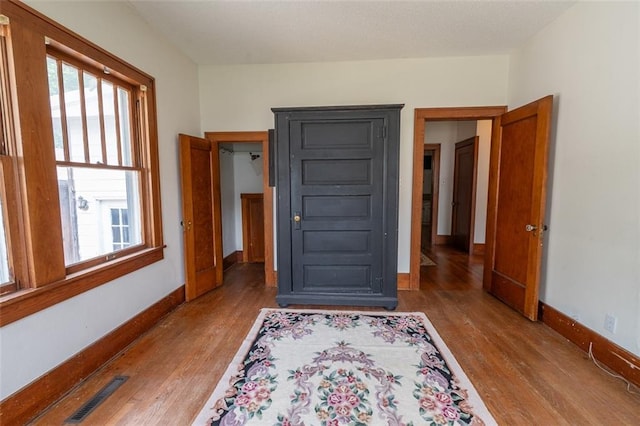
[46,57,65,161]
[62,63,84,162]
[110,207,119,225]
[112,226,121,243]
[102,81,118,166]
[0,195,10,284]
[118,88,132,166]
[57,166,142,265]
[83,72,102,164]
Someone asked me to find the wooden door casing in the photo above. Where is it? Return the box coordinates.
[241,193,265,263]
[451,136,478,253]
[484,95,553,320]
[179,134,221,301]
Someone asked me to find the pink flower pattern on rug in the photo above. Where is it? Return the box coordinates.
[205,311,491,426]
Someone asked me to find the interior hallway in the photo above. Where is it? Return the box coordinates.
[32,247,640,424]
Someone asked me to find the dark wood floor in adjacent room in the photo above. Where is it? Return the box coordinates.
[32,246,640,424]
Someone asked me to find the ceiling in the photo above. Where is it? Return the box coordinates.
[126,0,576,66]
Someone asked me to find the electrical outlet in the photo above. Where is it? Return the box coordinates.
[604,314,617,333]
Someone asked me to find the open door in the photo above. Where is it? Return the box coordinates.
[483,96,553,320]
[179,134,223,301]
[451,136,478,253]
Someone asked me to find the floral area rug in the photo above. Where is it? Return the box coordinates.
[193,309,496,426]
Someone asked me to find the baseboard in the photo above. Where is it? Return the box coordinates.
[397,273,411,290]
[0,286,185,426]
[471,243,485,255]
[539,302,640,389]
[434,235,453,245]
[223,251,243,270]
[266,270,277,288]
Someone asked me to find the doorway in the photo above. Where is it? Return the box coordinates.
[409,107,507,290]
[204,131,275,287]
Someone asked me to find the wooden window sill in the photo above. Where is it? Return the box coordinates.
[0,246,164,327]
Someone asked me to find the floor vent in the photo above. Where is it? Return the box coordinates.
[65,376,129,423]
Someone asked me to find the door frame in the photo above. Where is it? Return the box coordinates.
[204,131,276,287]
[409,106,506,290]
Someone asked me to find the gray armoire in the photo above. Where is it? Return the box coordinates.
[273,104,403,309]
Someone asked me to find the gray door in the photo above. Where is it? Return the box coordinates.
[274,105,402,309]
[290,118,385,294]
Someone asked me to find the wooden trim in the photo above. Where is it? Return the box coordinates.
[469,137,479,252]
[410,106,507,291]
[471,243,485,256]
[0,247,164,326]
[409,111,425,291]
[0,285,184,426]
[433,235,453,246]
[483,115,503,291]
[204,132,275,287]
[397,273,411,291]
[539,303,640,390]
[222,251,242,270]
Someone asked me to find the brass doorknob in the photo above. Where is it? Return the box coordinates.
[293,214,301,222]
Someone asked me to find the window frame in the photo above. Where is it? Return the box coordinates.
[0,0,164,326]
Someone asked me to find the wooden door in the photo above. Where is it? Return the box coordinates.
[451,137,477,252]
[179,134,222,301]
[241,193,264,263]
[274,105,402,309]
[484,96,553,320]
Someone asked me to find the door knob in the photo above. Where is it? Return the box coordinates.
[293,214,301,222]
[525,224,537,232]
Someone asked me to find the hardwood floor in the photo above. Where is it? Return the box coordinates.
[32,246,640,424]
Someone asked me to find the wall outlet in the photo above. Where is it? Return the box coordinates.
[604,314,617,333]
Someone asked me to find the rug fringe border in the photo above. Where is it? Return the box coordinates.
[192,308,497,425]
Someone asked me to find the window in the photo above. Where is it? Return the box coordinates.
[0,1,164,326]
[110,207,130,251]
[46,51,143,268]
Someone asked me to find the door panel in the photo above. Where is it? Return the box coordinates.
[451,137,477,252]
[290,118,384,295]
[179,134,220,301]
[241,193,264,263]
[274,105,401,309]
[484,96,553,320]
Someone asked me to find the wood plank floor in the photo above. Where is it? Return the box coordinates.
[32,246,640,424]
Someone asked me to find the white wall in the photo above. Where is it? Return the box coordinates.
[232,152,263,250]
[199,56,509,272]
[0,1,200,400]
[508,2,640,355]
